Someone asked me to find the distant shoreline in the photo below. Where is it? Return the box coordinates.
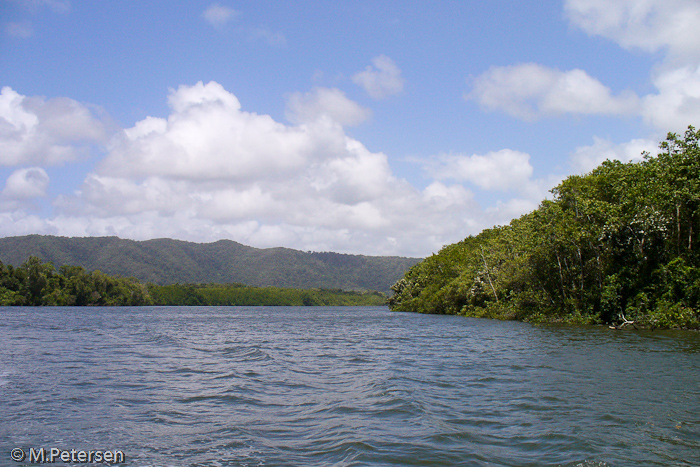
[0,256,386,307]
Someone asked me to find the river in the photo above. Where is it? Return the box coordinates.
[1,306,699,466]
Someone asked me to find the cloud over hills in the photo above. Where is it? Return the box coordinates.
[0,80,550,256]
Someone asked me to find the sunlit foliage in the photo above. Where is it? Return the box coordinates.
[389,127,700,329]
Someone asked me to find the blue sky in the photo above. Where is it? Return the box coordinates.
[1,0,699,257]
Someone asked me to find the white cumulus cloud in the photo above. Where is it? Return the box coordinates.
[0,86,110,166]
[564,0,700,135]
[1,167,49,199]
[285,87,371,126]
[565,0,700,61]
[100,81,328,181]
[0,167,49,211]
[570,137,657,173]
[352,55,405,99]
[423,149,563,218]
[642,64,700,133]
[426,149,534,192]
[467,63,641,120]
[44,81,501,256]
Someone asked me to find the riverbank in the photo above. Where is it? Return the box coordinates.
[388,128,700,331]
[419,299,700,331]
[0,256,386,307]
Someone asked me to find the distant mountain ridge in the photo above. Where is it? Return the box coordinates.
[0,235,421,293]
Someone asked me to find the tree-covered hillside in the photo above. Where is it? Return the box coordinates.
[0,236,420,293]
[0,256,387,306]
[389,127,700,329]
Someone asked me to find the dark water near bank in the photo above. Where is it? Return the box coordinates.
[1,306,699,467]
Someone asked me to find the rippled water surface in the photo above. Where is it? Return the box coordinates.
[1,306,700,466]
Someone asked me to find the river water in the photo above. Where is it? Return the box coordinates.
[1,306,699,466]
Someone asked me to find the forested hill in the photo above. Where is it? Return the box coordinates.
[0,236,420,293]
[389,127,700,329]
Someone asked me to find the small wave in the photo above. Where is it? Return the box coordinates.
[176,393,260,406]
[168,366,218,376]
[221,346,273,362]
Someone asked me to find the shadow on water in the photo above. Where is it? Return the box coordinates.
[540,321,700,354]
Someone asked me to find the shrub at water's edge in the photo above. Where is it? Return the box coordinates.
[389,127,700,330]
[0,257,387,307]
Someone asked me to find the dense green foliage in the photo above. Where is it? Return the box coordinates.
[389,127,700,329]
[0,256,387,306]
[148,283,387,306]
[0,236,418,293]
[0,257,151,306]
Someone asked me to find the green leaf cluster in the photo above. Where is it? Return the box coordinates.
[389,127,700,329]
[0,257,152,306]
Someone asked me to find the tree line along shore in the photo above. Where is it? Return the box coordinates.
[389,127,700,330]
[0,257,386,307]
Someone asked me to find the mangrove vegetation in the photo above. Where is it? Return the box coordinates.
[389,127,700,329]
[0,257,386,307]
